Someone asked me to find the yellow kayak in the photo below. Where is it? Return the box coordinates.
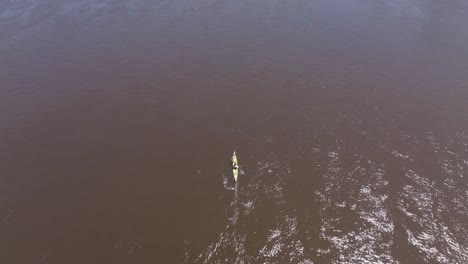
[232,151,239,182]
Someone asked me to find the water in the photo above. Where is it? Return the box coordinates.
[1,0,468,263]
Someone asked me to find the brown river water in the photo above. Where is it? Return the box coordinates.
[1,0,468,263]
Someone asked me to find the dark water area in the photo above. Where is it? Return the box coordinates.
[1,0,468,263]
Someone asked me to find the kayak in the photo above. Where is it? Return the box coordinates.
[232,151,239,182]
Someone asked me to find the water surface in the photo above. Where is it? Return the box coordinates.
[1,0,468,263]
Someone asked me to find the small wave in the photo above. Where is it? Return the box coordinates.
[222,173,235,191]
[317,148,396,263]
[398,169,468,263]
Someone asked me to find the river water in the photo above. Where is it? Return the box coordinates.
[1,0,468,263]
